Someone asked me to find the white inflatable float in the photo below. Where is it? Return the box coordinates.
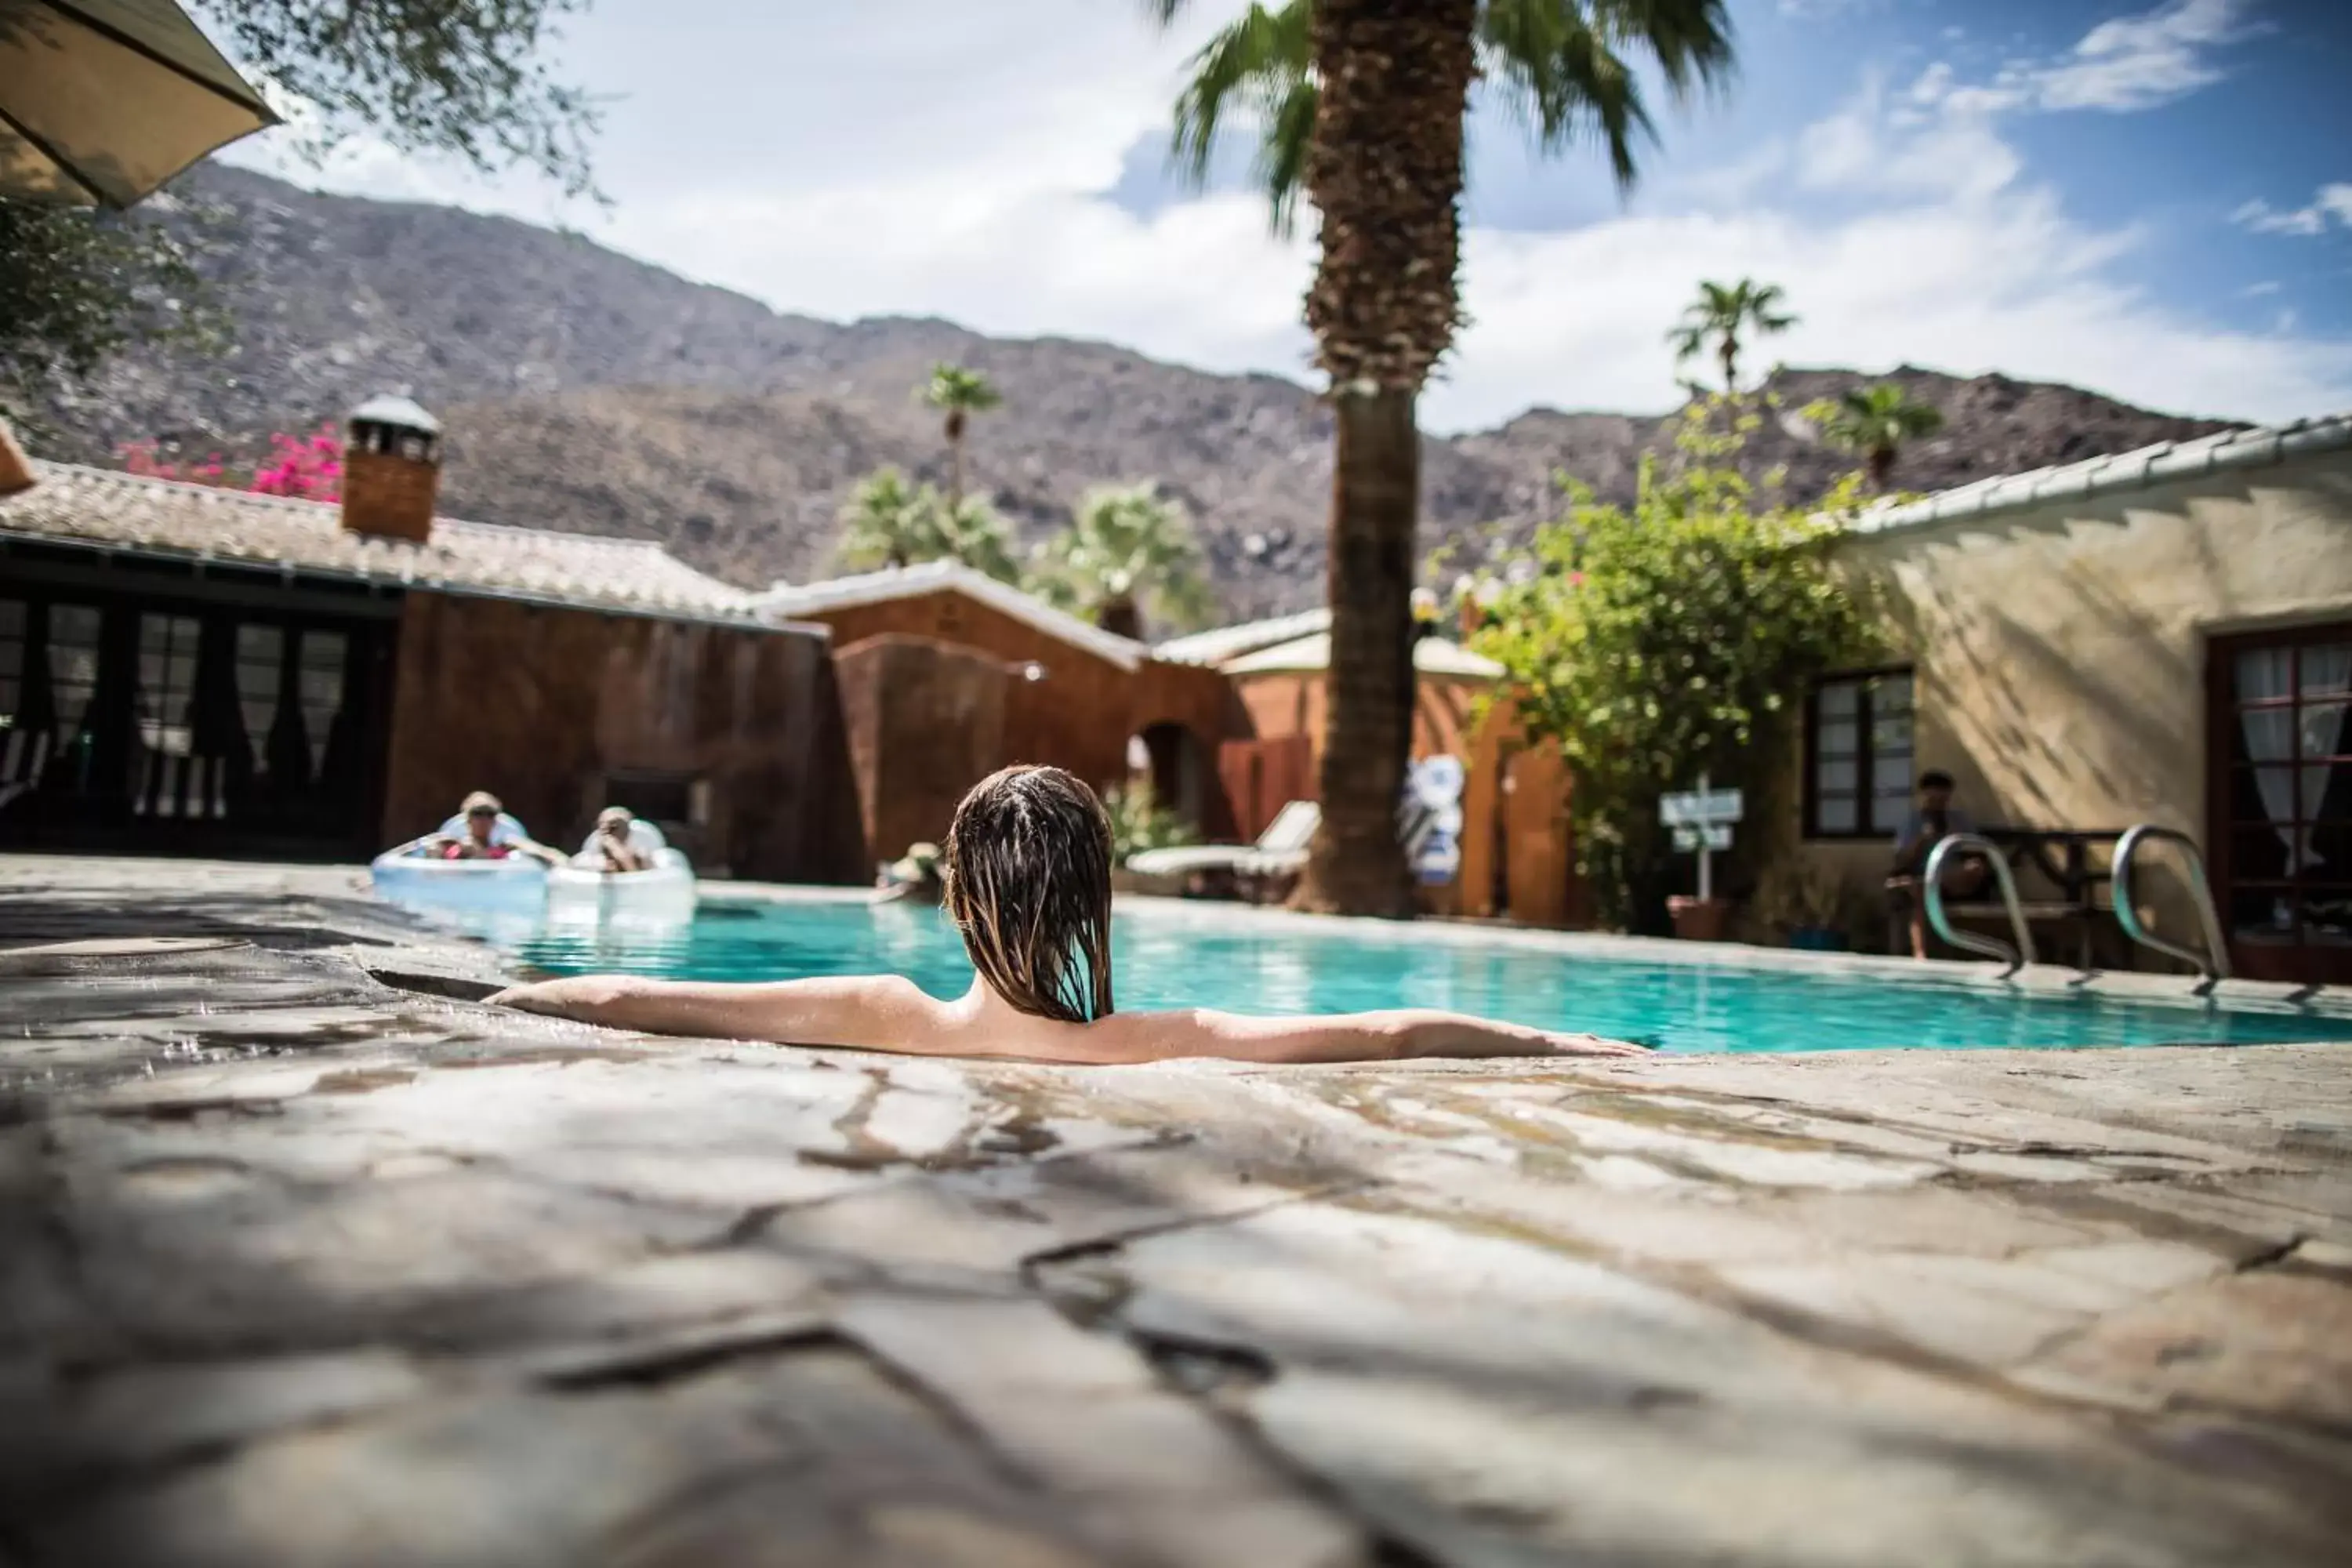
[369,847,550,919]
[370,844,696,927]
[545,848,697,927]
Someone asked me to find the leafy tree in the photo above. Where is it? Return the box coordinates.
[1028,482,1214,641]
[1146,0,1735,916]
[201,0,601,197]
[920,363,1002,510]
[2,0,600,433]
[0,201,220,430]
[836,466,1018,582]
[1463,402,1878,928]
[1805,383,1944,489]
[1667,278,1796,396]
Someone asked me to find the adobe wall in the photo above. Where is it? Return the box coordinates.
[833,633,1008,867]
[381,593,866,883]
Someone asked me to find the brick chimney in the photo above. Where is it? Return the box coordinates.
[341,394,441,543]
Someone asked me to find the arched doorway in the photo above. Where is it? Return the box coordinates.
[1133,720,1208,831]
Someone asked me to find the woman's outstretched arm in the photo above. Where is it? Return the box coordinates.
[488,976,1648,1065]
[488,974,948,1053]
[1076,1007,1649,1065]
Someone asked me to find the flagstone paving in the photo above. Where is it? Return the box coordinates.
[1,857,2348,1566]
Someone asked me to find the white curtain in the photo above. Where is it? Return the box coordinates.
[2239,649,2297,862]
[2301,645,2351,872]
[2240,644,2352,873]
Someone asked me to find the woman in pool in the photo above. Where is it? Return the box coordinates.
[492,766,1645,1066]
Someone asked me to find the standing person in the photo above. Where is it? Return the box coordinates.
[1886,770,1987,959]
[495,767,1646,1065]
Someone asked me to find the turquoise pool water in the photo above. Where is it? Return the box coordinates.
[458,898,2352,1054]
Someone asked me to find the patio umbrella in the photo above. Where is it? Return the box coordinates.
[0,0,277,206]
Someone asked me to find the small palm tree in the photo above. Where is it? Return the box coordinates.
[837,466,1020,580]
[837,467,929,570]
[1668,278,1796,396]
[1029,481,1214,641]
[1806,383,1945,489]
[920,363,1002,509]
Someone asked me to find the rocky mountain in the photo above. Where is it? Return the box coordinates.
[28,166,2241,621]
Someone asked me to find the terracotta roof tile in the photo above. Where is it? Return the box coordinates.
[0,463,770,626]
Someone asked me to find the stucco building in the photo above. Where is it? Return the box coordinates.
[1778,412,2352,983]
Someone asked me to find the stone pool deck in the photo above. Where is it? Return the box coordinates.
[2,856,2349,1566]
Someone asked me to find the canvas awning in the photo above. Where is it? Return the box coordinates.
[0,0,277,206]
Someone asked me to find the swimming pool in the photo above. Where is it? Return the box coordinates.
[448,895,2352,1054]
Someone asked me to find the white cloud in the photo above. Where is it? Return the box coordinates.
[2232,183,2352,238]
[214,0,2351,437]
[2241,281,2282,297]
[1908,0,2257,118]
[2031,0,2250,111]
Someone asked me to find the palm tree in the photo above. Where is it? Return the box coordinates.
[920,363,1002,510]
[837,466,1020,580]
[1147,0,1735,916]
[1668,278,1795,396]
[1029,481,1214,641]
[1807,383,1945,489]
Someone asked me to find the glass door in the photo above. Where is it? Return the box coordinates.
[2212,622,2352,982]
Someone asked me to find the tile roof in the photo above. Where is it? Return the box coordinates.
[754,559,1150,671]
[1152,606,1331,666]
[0,462,779,628]
[1845,409,2352,537]
[1221,630,1504,681]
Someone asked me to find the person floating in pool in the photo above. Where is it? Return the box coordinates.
[424,791,564,866]
[577,805,667,873]
[873,840,943,906]
[494,766,1646,1065]
[1885,769,1990,959]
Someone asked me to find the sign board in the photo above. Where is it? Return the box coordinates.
[1660,789,1744,826]
[1403,760,1465,884]
[1671,825,1733,852]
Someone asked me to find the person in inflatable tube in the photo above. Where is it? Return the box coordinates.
[576,806,669,873]
[425,791,564,866]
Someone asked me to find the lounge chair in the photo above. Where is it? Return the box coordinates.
[1127,800,1321,880]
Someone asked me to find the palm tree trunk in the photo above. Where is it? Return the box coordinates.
[1720,337,1739,397]
[1287,0,1475,920]
[1867,445,1894,489]
[1294,387,1420,917]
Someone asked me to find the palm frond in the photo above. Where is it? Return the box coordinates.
[1168,2,1312,233]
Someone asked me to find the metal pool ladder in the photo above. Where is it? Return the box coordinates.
[2112,825,2232,985]
[1923,833,2036,974]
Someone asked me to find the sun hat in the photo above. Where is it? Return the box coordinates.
[597,805,633,830]
[462,790,503,817]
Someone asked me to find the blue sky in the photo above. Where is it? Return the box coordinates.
[217,0,2352,430]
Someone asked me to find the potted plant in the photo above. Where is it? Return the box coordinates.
[1667,892,1733,942]
[1759,862,1850,951]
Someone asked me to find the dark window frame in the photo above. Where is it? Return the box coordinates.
[1803,666,1917,841]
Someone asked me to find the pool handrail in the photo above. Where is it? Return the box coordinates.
[1923,832,2036,974]
[2112,824,2232,985]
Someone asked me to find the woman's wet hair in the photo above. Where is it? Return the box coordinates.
[942,765,1115,1024]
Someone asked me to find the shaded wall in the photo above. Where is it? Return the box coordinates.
[1785,450,2352,973]
[1234,670,1486,764]
[800,589,1247,837]
[382,593,865,883]
[833,633,1007,866]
